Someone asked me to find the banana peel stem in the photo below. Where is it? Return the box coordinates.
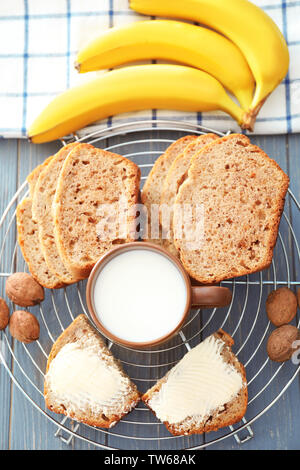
[74,61,81,72]
[221,97,250,132]
[241,112,255,132]
[241,96,268,132]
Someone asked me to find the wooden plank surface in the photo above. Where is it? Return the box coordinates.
[0,132,299,450]
[0,140,18,450]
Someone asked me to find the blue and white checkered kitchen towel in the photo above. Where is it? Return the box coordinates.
[0,0,299,138]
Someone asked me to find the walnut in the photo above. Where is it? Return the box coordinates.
[6,273,44,307]
[266,287,297,327]
[9,310,40,343]
[0,297,10,330]
[267,325,300,362]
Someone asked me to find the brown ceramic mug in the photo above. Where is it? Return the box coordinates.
[86,242,232,349]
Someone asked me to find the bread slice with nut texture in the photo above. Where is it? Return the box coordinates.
[44,314,140,428]
[173,134,289,284]
[141,135,197,244]
[142,329,247,436]
[53,143,141,279]
[26,154,54,198]
[16,157,65,289]
[160,134,219,256]
[32,143,79,285]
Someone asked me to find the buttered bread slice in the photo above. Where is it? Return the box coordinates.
[143,330,247,436]
[53,143,141,279]
[44,315,140,428]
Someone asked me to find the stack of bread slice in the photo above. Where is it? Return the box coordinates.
[17,143,141,287]
[159,133,219,256]
[17,155,65,289]
[142,133,289,283]
[141,133,218,249]
[173,134,289,283]
[31,143,79,285]
[141,135,197,244]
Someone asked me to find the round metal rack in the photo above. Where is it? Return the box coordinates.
[0,120,299,450]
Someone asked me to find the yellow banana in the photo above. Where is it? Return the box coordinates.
[28,64,248,143]
[130,0,290,126]
[75,19,255,110]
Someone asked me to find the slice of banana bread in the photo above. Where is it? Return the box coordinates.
[44,315,140,428]
[32,143,79,285]
[160,133,219,256]
[26,155,54,198]
[53,143,141,279]
[141,135,197,243]
[16,159,64,289]
[173,134,289,284]
[143,329,247,436]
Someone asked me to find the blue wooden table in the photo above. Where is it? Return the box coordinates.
[0,132,300,450]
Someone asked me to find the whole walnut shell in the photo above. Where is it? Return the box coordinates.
[266,287,297,327]
[267,325,300,362]
[9,310,40,343]
[6,273,44,307]
[0,297,10,330]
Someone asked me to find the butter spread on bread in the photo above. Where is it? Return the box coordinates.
[44,315,140,428]
[148,335,243,424]
[143,330,247,435]
[46,341,132,418]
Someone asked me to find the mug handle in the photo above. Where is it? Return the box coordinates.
[191,286,232,308]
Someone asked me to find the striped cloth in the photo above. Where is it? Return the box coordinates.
[0,0,299,138]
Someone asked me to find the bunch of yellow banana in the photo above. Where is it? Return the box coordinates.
[129,0,289,120]
[28,0,289,143]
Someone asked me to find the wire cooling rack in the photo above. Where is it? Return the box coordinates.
[0,120,299,450]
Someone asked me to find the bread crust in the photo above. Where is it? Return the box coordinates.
[173,134,289,284]
[142,329,248,436]
[44,315,141,428]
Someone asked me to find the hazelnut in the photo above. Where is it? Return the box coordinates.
[0,297,10,330]
[266,287,297,327]
[9,310,40,343]
[267,325,300,362]
[6,272,44,307]
[297,288,300,308]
